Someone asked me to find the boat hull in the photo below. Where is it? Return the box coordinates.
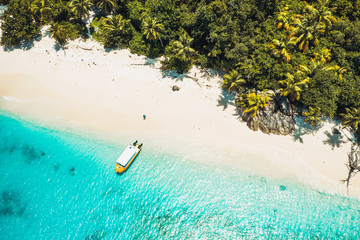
[115,147,141,173]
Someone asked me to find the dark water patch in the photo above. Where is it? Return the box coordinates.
[9,145,16,154]
[84,229,107,240]
[21,144,45,164]
[112,205,122,215]
[103,186,121,197]
[54,163,60,171]
[0,137,17,155]
[69,167,75,176]
[0,190,27,217]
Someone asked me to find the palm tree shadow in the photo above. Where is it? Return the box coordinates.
[161,70,187,81]
[199,68,223,80]
[144,58,156,66]
[291,116,323,143]
[323,130,346,150]
[217,89,236,111]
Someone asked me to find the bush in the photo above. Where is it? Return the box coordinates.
[0,0,40,46]
[129,31,150,56]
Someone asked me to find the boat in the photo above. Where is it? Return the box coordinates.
[115,141,142,173]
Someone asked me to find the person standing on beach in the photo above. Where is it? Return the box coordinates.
[143,114,146,120]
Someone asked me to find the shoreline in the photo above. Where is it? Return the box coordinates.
[0,34,359,198]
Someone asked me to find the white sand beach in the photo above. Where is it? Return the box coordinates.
[0,34,359,198]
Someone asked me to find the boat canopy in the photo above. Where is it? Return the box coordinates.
[117,145,138,167]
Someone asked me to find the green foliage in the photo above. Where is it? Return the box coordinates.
[278,72,309,102]
[0,0,40,46]
[340,107,360,134]
[129,31,150,56]
[142,17,164,47]
[302,70,340,117]
[93,15,133,48]
[49,21,86,46]
[161,30,197,73]
[96,0,117,15]
[222,70,246,94]
[1,0,360,124]
[236,91,270,118]
[68,0,91,21]
[303,106,322,128]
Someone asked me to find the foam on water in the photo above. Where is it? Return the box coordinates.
[0,112,360,239]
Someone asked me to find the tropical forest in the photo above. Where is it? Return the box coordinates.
[1,0,360,140]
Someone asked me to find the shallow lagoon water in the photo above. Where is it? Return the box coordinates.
[0,113,360,239]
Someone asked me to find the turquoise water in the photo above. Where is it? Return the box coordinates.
[1,113,360,239]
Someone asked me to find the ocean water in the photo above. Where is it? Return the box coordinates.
[0,112,360,240]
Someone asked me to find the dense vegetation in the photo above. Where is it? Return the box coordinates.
[1,0,359,137]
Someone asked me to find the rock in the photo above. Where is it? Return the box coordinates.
[240,91,295,135]
[172,85,180,91]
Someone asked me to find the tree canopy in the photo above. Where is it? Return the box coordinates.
[1,0,360,136]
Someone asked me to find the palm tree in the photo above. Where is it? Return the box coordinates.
[176,31,197,62]
[340,107,360,133]
[313,48,331,63]
[30,0,53,24]
[68,0,92,21]
[323,65,347,80]
[102,14,126,33]
[96,0,117,15]
[288,16,325,52]
[297,53,333,78]
[278,73,309,102]
[277,5,291,31]
[143,18,164,47]
[236,91,270,118]
[303,106,322,127]
[222,70,246,94]
[49,22,68,46]
[269,39,291,62]
[305,0,337,29]
[297,58,323,77]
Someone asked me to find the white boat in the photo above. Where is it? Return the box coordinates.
[115,141,142,173]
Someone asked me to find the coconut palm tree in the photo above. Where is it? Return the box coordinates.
[305,0,337,29]
[96,0,117,15]
[297,54,332,78]
[49,22,67,46]
[340,107,360,133]
[288,16,325,52]
[68,0,92,21]
[30,0,53,24]
[297,58,322,77]
[276,5,302,31]
[236,91,270,118]
[303,106,322,127]
[278,73,309,102]
[222,70,246,94]
[277,5,291,31]
[313,48,331,63]
[143,17,164,47]
[269,39,291,62]
[102,14,126,33]
[323,65,347,80]
[176,31,197,62]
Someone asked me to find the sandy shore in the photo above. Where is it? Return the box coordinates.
[0,33,359,198]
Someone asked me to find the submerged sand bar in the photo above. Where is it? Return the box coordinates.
[0,35,359,198]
